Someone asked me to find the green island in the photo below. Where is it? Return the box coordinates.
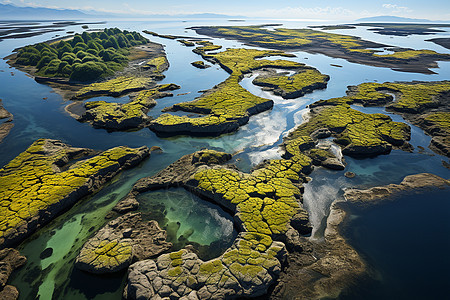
[0,139,149,248]
[149,46,330,136]
[252,68,330,99]
[310,81,450,156]
[10,28,149,82]
[190,25,450,73]
[285,105,411,157]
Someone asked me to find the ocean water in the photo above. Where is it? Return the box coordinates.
[340,188,450,300]
[0,18,448,299]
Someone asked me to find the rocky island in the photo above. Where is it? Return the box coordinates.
[0,139,149,249]
[310,81,450,156]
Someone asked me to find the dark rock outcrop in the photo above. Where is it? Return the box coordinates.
[344,173,449,204]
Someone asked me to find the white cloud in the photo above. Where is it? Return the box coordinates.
[382,3,412,13]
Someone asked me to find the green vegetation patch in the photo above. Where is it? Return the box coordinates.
[285,105,410,156]
[74,76,153,99]
[424,112,450,135]
[80,83,180,130]
[0,139,148,247]
[13,28,149,82]
[192,156,310,235]
[191,26,450,71]
[253,68,329,98]
[312,81,450,113]
[78,240,133,271]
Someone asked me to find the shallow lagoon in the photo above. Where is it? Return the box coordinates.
[0,18,449,299]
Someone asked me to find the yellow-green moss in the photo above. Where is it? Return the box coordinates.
[312,81,450,113]
[74,76,153,99]
[253,69,329,96]
[80,83,179,130]
[0,139,146,246]
[285,105,410,153]
[151,48,326,135]
[195,26,450,64]
[146,56,168,72]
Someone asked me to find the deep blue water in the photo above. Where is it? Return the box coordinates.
[341,188,450,300]
[0,18,449,299]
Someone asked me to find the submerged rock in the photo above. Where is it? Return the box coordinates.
[39,248,53,259]
[0,248,26,300]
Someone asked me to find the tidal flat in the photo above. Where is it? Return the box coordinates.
[0,19,449,300]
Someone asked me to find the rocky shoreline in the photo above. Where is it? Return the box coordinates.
[0,99,13,144]
[344,173,450,204]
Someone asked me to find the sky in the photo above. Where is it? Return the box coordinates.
[2,0,450,20]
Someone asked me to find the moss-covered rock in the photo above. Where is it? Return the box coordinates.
[253,68,329,99]
[310,81,450,156]
[76,212,171,274]
[312,81,450,113]
[76,83,180,131]
[73,76,154,100]
[191,61,210,69]
[123,143,313,299]
[285,105,411,157]
[0,139,149,248]
[0,99,13,144]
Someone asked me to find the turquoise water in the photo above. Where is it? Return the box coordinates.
[0,18,449,299]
